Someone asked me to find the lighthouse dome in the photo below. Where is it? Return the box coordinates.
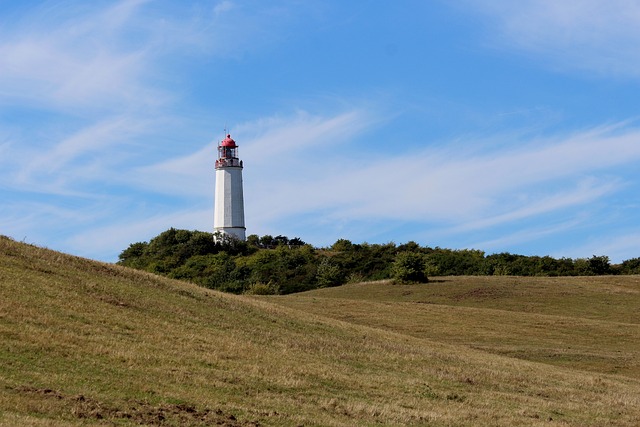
[221,134,237,147]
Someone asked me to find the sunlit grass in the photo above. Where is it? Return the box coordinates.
[271,277,640,378]
[2,236,640,426]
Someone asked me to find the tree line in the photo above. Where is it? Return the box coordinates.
[117,228,640,295]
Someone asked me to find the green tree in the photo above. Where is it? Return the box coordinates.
[316,257,343,287]
[397,241,421,253]
[588,255,612,275]
[391,252,428,283]
[331,239,353,252]
[244,282,280,295]
[288,237,306,246]
[573,258,592,275]
[274,235,290,246]
[620,257,640,274]
[118,242,148,268]
[428,248,485,275]
[259,235,275,247]
[246,234,260,247]
[169,252,237,290]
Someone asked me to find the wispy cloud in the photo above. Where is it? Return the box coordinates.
[463,0,640,77]
[266,122,640,220]
[222,118,640,252]
[0,0,326,260]
[213,0,235,16]
[571,231,640,263]
[449,178,619,233]
[0,0,158,110]
[2,0,640,264]
[133,143,216,198]
[65,207,212,260]
[13,117,149,191]
[137,112,640,252]
[134,108,381,197]
[55,113,640,260]
[469,216,588,255]
[240,110,378,159]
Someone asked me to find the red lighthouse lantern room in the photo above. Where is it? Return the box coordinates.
[215,134,242,168]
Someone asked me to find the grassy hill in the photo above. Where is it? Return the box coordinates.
[270,276,640,378]
[1,236,640,426]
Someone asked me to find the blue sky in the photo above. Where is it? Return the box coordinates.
[2,0,640,263]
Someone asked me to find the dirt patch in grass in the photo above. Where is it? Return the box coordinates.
[13,386,258,426]
[450,286,513,301]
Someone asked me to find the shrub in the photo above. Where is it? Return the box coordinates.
[316,257,343,287]
[621,257,640,274]
[588,255,612,275]
[392,252,428,283]
[244,282,280,295]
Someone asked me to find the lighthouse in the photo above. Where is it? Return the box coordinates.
[214,134,246,241]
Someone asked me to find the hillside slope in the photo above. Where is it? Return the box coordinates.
[1,236,639,426]
[271,277,640,378]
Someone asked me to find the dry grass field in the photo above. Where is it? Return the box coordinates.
[269,276,640,378]
[2,235,640,426]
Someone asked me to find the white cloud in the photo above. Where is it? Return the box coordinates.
[134,143,216,198]
[0,116,158,200]
[338,126,634,214]
[133,108,380,198]
[596,233,640,263]
[3,0,640,263]
[65,208,212,261]
[448,177,619,233]
[463,0,640,76]
[0,0,333,261]
[0,0,158,110]
[19,118,145,178]
[213,1,235,16]
[240,110,376,159]
[0,200,98,248]
[1,193,212,262]
[469,217,587,254]
[231,120,640,245]
[559,230,640,263]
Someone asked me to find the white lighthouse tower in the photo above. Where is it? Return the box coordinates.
[214,134,246,241]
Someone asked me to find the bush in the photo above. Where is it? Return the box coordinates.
[244,282,280,295]
[118,228,634,296]
[588,255,612,275]
[316,257,343,287]
[620,257,640,274]
[392,252,428,283]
